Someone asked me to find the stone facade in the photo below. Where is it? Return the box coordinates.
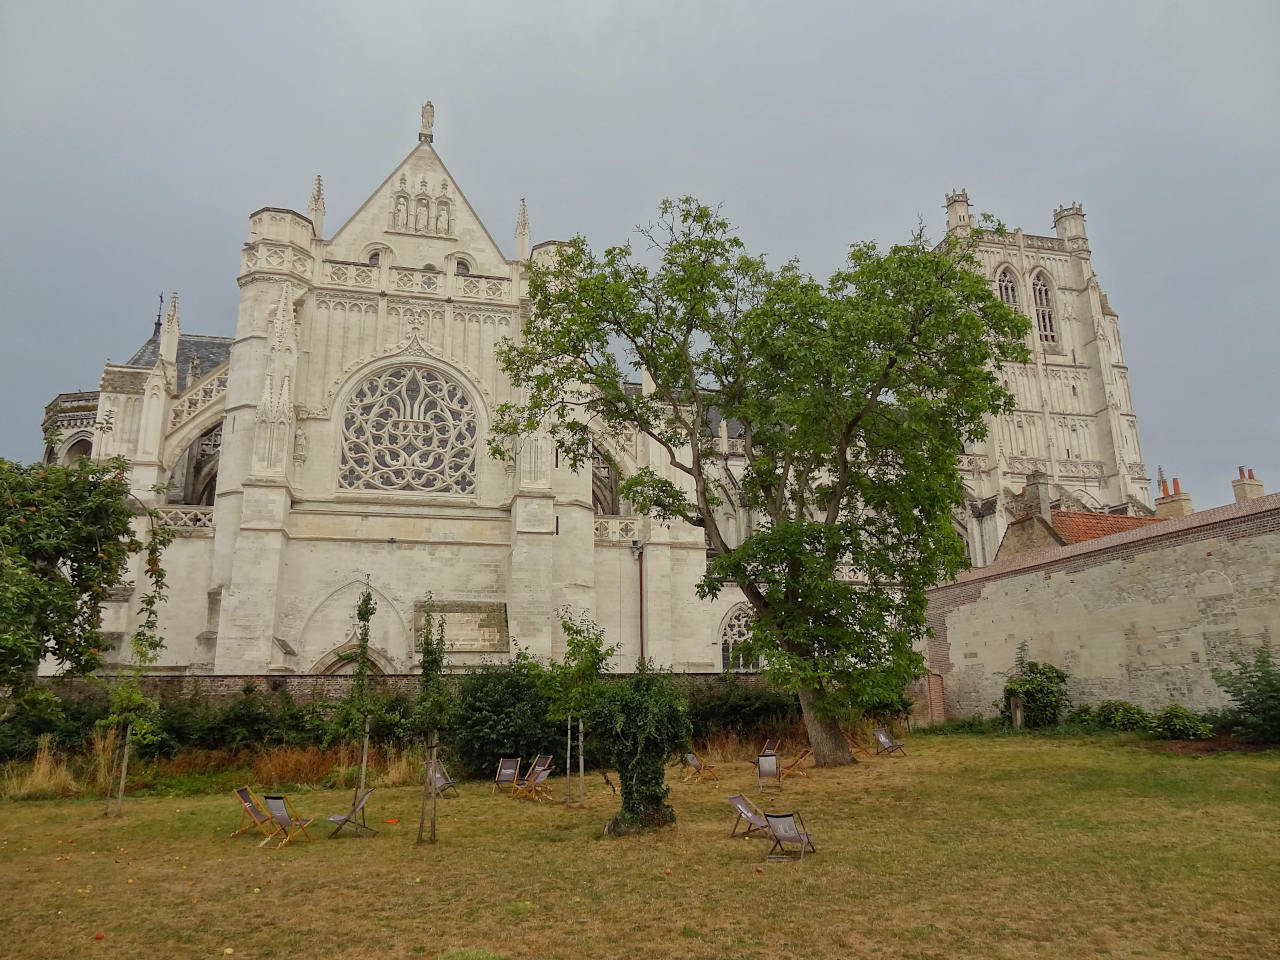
[925,493,1280,717]
[40,105,1155,678]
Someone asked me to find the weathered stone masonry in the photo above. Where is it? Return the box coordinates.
[924,493,1280,718]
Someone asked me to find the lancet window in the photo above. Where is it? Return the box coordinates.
[720,605,761,672]
[337,365,477,495]
[1032,274,1056,343]
[997,268,1018,307]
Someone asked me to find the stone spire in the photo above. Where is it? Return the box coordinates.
[159,291,180,368]
[308,175,325,239]
[515,198,530,260]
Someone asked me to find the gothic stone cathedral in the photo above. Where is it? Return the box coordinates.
[41,105,1152,677]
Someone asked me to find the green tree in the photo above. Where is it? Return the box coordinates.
[543,607,619,802]
[1213,643,1280,743]
[410,593,452,843]
[493,198,1028,765]
[589,659,691,834]
[332,587,378,798]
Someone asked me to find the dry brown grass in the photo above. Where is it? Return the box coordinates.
[2,734,79,800]
[1,735,1277,959]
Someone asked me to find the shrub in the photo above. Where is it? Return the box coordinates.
[1095,700,1151,732]
[1002,659,1069,729]
[590,659,691,834]
[1063,704,1096,726]
[684,676,800,745]
[450,652,560,779]
[1151,704,1212,741]
[1212,643,1280,744]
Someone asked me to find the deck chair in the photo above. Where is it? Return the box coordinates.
[763,811,816,861]
[230,786,275,840]
[727,793,769,839]
[328,787,376,838]
[759,738,780,756]
[779,748,813,781]
[426,759,460,797]
[873,727,906,757]
[260,794,314,848]
[682,752,718,783]
[842,731,871,760]
[757,753,782,793]
[512,764,553,802]
[510,755,552,798]
[492,757,521,794]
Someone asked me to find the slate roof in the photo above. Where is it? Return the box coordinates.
[1049,510,1165,544]
[126,332,233,393]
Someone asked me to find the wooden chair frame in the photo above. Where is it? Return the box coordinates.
[727,793,769,839]
[764,811,817,861]
[492,757,521,794]
[779,748,813,781]
[682,751,718,783]
[260,794,315,849]
[231,786,275,841]
[328,787,377,838]
[512,765,553,802]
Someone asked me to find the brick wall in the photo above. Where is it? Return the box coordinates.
[924,493,1280,719]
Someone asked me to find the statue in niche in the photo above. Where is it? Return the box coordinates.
[435,204,449,233]
[416,200,431,233]
[394,196,408,229]
[293,426,308,463]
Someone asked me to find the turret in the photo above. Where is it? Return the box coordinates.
[945,188,972,235]
[1053,202,1089,253]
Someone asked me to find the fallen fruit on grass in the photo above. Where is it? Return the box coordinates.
[414,877,422,884]
[253,887,261,894]
[664,869,671,875]
[224,950,234,955]
[94,934,105,940]
[756,867,763,873]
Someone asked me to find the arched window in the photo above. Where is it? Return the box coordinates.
[591,444,619,516]
[368,251,381,267]
[338,365,478,495]
[1032,274,1056,343]
[455,260,470,276]
[720,605,761,672]
[997,268,1018,307]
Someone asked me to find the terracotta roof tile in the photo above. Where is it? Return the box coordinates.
[1049,510,1165,544]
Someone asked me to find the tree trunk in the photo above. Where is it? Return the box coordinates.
[356,715,370,804]
[115,724,132,816]
[415,738,431,845]
[578,718,585,803]
[428,740,438,843]
[565,715,572,804]
[796,687,854,766]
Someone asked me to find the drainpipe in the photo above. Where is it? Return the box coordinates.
[630,539,644,661]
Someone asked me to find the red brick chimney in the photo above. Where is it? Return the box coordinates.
[1155,476,1194,518]
[1232,466,1265,503]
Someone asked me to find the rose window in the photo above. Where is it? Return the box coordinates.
[338,365,477,494]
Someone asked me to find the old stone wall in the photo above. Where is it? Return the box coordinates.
[925,493,1280,718]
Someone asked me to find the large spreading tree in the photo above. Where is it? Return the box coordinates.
[493,198,1029,765]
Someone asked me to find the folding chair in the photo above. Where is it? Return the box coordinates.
[512,764,553,802]
[779,748,813,781]
[757,753,782,793]
[510,755,552,798]
[328,787,376,838]
[873,727,906,757]
[426,759,460,798]
[759,738,780,756]
[843,731,872,761]
[260,794,314,848]
[727,793,769,839]
[763,811,816,861]
[492,757,521,794]
[230,786,275,841]
[682,751,718,783]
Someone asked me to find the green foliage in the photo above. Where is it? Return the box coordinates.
[543,607,619,722]
[493,197,1029,745]
[589,659,691,833]
[0,453,172,703]
[684,675,800,743]
[329,588,377,743]
[450,651,560,779]
[1212,643,1280,743]
[407,593,452,744]
[1151,704,1212,741]
[1001,650,1069,729]
[1095,700,1152,732]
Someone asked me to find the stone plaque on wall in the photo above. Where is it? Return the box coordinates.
[413,600,509,653]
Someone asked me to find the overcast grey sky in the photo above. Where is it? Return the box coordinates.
[1,0,1276,508]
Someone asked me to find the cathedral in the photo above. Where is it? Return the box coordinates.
[41,104,1151,677]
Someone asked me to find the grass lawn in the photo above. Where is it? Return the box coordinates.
[2,735,1277,960]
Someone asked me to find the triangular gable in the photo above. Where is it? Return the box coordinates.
[326,140,509,271]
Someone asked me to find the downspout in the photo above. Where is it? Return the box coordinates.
[631,539,645,661]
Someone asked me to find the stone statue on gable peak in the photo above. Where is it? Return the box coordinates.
[420,101,435,143]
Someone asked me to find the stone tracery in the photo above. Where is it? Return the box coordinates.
[720,604,760,672]
[338,365,478,494]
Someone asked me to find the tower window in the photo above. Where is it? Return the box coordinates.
[997,268,1018,307]
[455,260,470,276]
[368,251,381,267]
[1032,275,1056,343]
